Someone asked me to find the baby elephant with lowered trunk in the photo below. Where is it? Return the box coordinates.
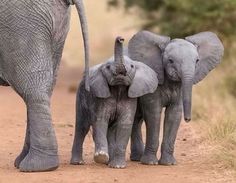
[71,37,158,168]
[128,31,224,165]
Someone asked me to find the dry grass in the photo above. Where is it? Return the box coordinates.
[207,119,236,141]
[193,62,236,172]
[209,121,236,171]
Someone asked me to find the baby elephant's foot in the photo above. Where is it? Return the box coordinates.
[130,144,144,161]
[14,148,29,168]
[140,153,158,165]
[130,149,144,161]
[19,148,59,172]
[94,151,109,164]
[70,156,85,165]
[159,153,177,165]
[108,158,126,169]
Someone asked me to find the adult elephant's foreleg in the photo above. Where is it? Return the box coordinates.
[159,103,182,165]
[140,102,162,165]
[14,120,30,168]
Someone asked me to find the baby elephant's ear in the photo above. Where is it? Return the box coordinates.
[185,32,224,84]
[90,64,111,98]
[128,62,158,98]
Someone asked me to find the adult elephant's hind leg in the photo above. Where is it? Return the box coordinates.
[19,88,59,172]
[14,120,30,168]
[9,47,59,172]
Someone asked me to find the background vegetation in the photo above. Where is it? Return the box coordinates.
[107,0,236,42]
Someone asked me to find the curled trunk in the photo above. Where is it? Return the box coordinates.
[114,37,126,75]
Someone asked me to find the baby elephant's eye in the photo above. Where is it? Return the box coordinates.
[131,64,134,68]
[169,59,174,64]
[106,65,110,69]
[196,59,200,63]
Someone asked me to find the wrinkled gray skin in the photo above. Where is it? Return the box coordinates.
[128,31,224,165]
[0,0,90,172]
[71,37,158,168]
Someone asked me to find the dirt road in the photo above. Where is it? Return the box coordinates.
[0,69,235,183]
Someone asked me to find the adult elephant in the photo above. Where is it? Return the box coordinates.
[128,31,224,165]
[0,0,89,172]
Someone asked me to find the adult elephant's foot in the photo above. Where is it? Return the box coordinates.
[19,148,59,172]
[94,151,109,164]
[108,157,126,169]
[15,122,30,168]
[140,153,158,165]
[158,153,177,165]
[70,155,85,165]
[14,148,29,168]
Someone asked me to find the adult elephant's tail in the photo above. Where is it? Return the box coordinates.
[72,0,90,91]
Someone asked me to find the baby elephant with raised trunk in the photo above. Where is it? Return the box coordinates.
[71,37,158,168]
[128,31,224,165]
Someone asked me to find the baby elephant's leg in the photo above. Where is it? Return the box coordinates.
[130,109,144,161]
[108,101,137,169]
[93,118,109,164]
[108,122,132,168]
[107,123,117,165]
[159,103,182,165]
[70,116,90,165]
[140,99,162,165]
[108,120,133,168]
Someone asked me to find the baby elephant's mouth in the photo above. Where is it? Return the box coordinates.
[110,75,131,86]
[166,70,181,81]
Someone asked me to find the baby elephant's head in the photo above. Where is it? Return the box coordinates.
[89,37,158,98]
[101,37,135,87]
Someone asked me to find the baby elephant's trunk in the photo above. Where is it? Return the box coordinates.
[115,37,127,76]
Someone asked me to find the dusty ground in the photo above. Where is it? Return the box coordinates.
[0,68,235,183]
